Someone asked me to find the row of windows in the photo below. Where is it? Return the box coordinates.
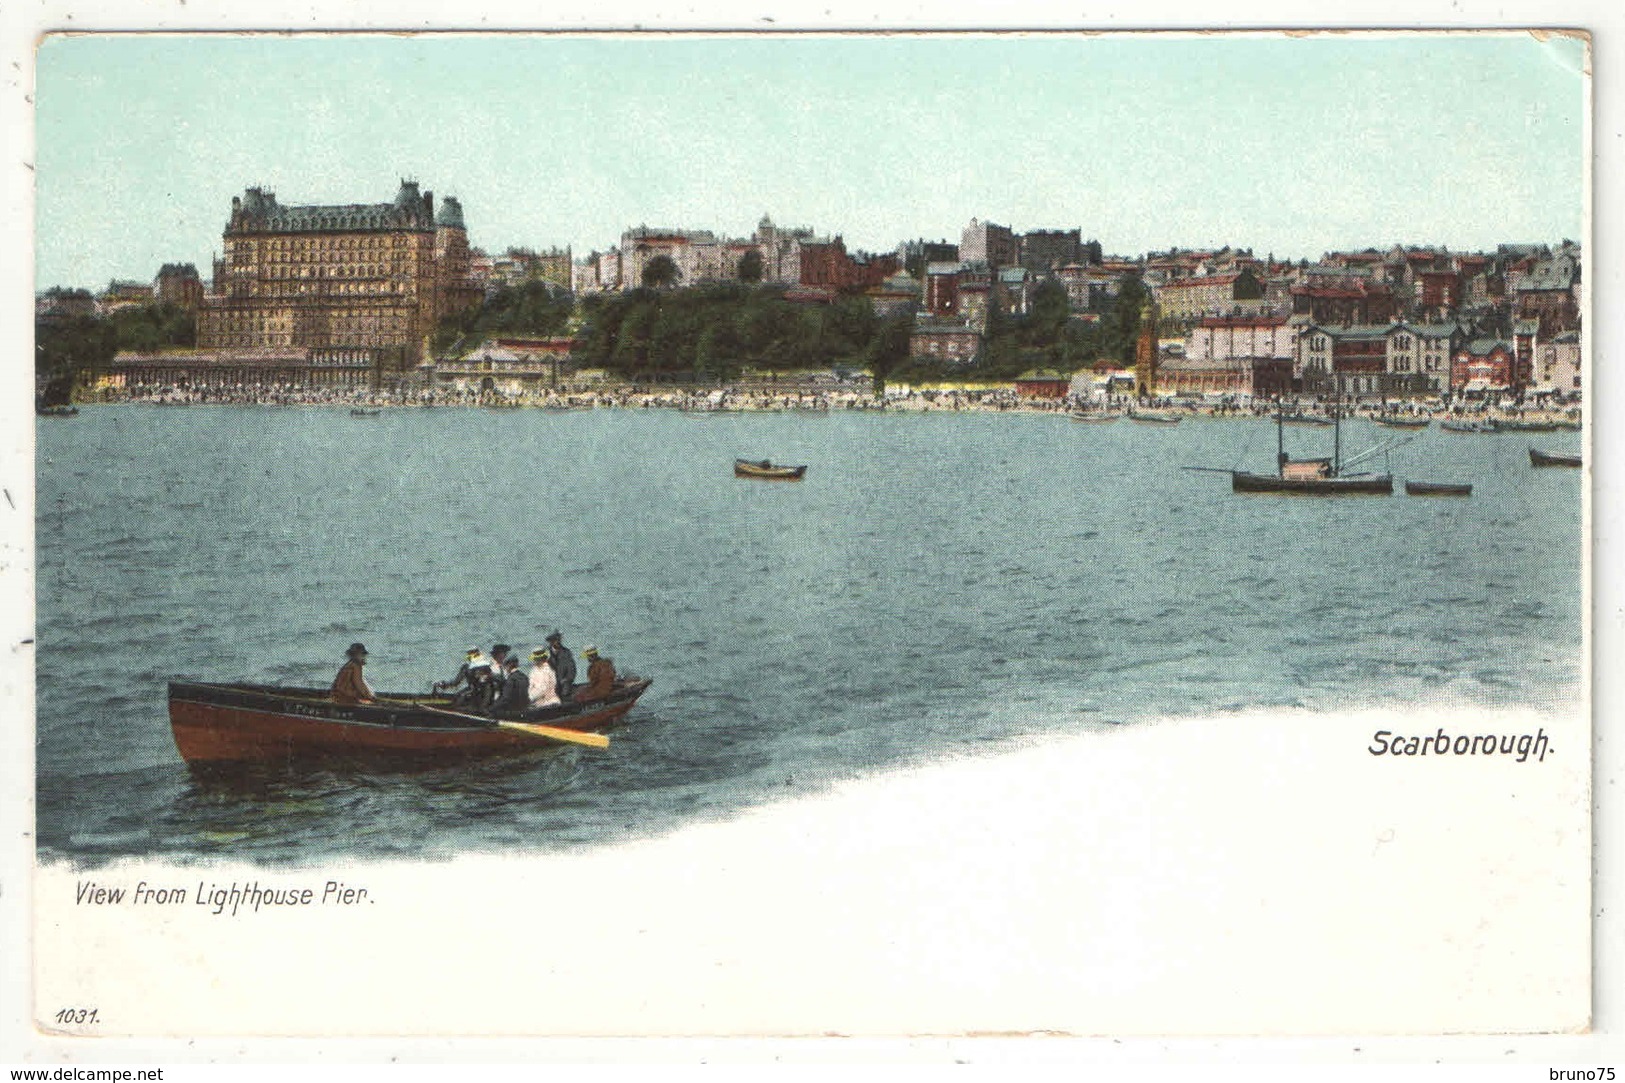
[228,234,422,255]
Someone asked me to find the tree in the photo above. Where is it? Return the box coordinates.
[737,249,764,284]
[642,255,680,290]
[865,315,913,395]
[1107,275,1148,364]
[1028,280,1071,346]
[35,314,116,403]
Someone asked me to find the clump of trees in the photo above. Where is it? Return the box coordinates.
[35,301,197,403]
[432,280,574,355]
[575,283,891,383]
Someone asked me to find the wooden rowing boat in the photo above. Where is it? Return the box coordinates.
[167,678,652,767]
[1529,448,1581,468]
[1405,480,1472,496]
[1374,417,1430,430]
[734,458,807,480]
[1126,411,1180,424]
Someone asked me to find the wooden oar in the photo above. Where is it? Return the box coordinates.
[497,720,610,749]
[412,702,610,749]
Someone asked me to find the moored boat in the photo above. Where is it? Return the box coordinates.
[1070,412,1119,422]
[1529,448,1581,468]
[350,407,381,417]
[1374,416,1430,430]
[1219,398,1393,496]
[1281,413,1334,426]
[734,458,808,480]
[1405,480,1473,497]
[1127,410,1180,424]
[167,678,652,768]
[1441,420,1495,434]
[37,404,79,417]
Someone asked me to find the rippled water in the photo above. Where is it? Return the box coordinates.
[35,405,1584,865]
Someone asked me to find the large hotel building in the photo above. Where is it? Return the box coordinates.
[182,180,480,387]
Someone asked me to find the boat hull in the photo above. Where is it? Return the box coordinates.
[1232,471,1393,495]
[168,680,650,767]
[1529,449,1581,468]
[1405,481,1472,496]
[734,460,807,480]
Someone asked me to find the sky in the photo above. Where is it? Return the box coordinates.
[33,31,1588,290]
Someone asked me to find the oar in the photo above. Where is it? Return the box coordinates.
[497,720,610,749]
[1181,465,1235,473]
[412,702,610,749]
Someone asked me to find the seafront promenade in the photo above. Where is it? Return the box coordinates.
[84,382,1584,424]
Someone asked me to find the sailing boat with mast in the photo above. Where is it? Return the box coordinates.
[1227,397,1394,495]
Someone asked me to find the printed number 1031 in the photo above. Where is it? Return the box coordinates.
[55,1008,98,1024]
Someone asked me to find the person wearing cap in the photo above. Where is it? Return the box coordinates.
[435,647,493,708]
[544,631,576,701]
[484,645,515,710]
[331,643,376,706]
[574,645,617,704]
[528,647,562,708]
[489,655,530,716]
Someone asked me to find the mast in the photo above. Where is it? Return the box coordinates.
[1276,396,1286,476]
[1332,393,1342,475]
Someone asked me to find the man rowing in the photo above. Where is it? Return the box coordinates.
[331,642,376,706]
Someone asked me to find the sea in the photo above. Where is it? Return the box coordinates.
[32,405,1585,866]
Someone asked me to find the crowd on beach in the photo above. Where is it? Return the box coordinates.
[97,380,1583,424]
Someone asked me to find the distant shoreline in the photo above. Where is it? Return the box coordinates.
[64,389,1585,423]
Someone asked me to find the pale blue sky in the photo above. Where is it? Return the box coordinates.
[34,31,1587,290]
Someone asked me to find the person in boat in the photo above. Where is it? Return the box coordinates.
[435,646,494,707]
[331,642,376,706]
[489,655,530,716]
[574,646,617,704]
[528,647,562,708]
[545,631,576,701]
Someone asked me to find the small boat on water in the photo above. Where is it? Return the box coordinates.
[1127,411,1181,425]
[36,404,79,417]
[1070,412,1119,422]
[1529,448,1582,468]
[1206,398,1394,496]
[1374,416,1430,430]
[734,458,807,480]
[167,678,653,768]
[1494,420,1559,433]
[349,408,381,417]
[1441,420,1495,434]
[1281,413,1334,426]
[1405,480,1473,497]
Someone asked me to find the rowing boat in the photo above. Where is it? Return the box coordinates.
[167,678,652,767]
[1528,448,1581,468]
[1405,480,1472,496]
[734,458,808,480]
